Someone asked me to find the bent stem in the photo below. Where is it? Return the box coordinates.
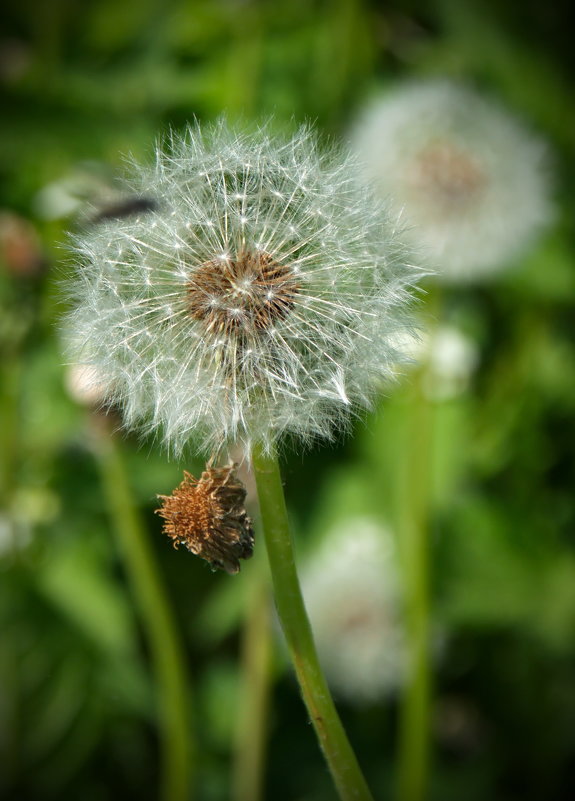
[96,424,194,801]
[251,442,374,801]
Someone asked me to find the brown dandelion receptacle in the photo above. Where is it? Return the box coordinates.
[156,462,254,574]
[408,142,486,212]
[186,249,299,337]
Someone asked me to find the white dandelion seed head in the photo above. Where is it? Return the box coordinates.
[351,80,553,282]
[63,121,423,455]
[301,517,407,702]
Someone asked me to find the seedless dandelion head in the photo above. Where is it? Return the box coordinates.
[64,121,422,455]
[351,80,553,282]
[155,462,253,574]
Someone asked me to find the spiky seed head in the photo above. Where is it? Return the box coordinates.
[155,462,253,574]
[64,121,423,455]
[351,80,553,282]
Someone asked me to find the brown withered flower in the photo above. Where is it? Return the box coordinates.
[155,462,254,574]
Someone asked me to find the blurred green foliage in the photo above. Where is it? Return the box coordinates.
[1,1,575,800]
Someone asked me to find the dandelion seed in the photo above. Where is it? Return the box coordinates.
[64,121,423,454]
[351,80,553,281]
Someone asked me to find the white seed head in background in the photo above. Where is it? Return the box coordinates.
[63,122,423,455]
[301,518,407,702]
[351,80,553,282]
[389,324,479,400]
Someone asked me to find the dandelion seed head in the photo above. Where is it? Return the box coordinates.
[351,80,553,281]
[302,517,407,702]
[64,121,422,455]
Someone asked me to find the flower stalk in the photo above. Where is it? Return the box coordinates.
[96,426,194,801]
[251,442,374,801]
[395,370,433,801]
[395,288,441,801]
[232,555,272,801]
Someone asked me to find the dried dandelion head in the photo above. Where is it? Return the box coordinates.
[155,462,253,574]
[63,121,423,455]
[351,80,553,281]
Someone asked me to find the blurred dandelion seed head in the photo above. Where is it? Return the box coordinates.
[389,324,479,399]
[64,121,423,454]
[351,80,553,281]
[302,518,407,702]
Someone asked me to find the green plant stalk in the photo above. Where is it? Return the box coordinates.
[396,288,441,801]
[395,371,433,801]
[226,0,264,118]
[251,442,374,801]
[96,427,194,801]
[232,552,272,801]
[0,355,20,515]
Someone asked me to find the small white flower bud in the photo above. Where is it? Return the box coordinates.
[389,325,479,399]
[64,363,111,407]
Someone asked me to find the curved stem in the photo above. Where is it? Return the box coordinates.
[96,424,194,801]
[251,442,374,801]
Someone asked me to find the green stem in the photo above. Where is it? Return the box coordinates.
[251,442,374,801]
[96,425,194,801]
[232,553,272,801]
[396,288,440,801]
[0,355,20,515]
[225,0,264,118]
[396,379,432,801]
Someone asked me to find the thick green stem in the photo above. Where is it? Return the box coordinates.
[232,554,272,801]
[96,426,194,801]
[251,442,374,801]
